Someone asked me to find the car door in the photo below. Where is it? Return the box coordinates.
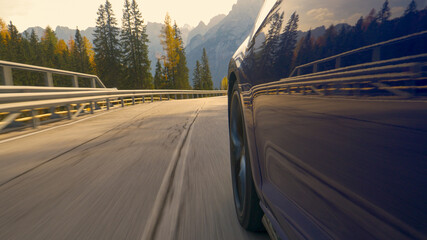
[246,0,427,239]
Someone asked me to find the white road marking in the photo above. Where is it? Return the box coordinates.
[141,102,204,240]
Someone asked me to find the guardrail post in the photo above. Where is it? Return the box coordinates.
[372,47,381,62]
[66,105,72,120]
[313,64,318,73]
[90,101,94,114]
[44,72,54,87]
[142,96,145,103]
[151,95,154,102]
[323,85,328,96]
[132,96,135,105]
[174,94,177,100]
[31,110,40,128]
[2,66,13,85]
[50,107,60,119]
[160,95,162,101]
[106,99,110,110]
[354,83,360,96]
[168,95,170,100]
[335,57,341,69]
[90,78,97,88]
[336,84,341,95]
[72,75,79,88]
[120,97,124,107]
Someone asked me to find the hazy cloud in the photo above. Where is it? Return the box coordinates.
[307,8,334,22]
[0,0,32,17]
[390,6,405,19]
[0,0,238,31]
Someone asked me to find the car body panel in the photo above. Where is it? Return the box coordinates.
[228,0,427,239]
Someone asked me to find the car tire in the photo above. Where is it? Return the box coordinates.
[229,82,264,232]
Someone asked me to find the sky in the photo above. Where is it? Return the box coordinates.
[0,0,238,31]
[257,0,427,32]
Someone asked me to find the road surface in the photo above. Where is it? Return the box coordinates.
[0,96,269,240]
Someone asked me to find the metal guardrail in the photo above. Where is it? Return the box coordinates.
[0,88,226,132]
[247,54,427,100]
[0,61,226,133]
[0,86,117,93]
[0,60,106,88]
[290,30,427,78]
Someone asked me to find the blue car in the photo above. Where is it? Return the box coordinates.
[227,0,427,239]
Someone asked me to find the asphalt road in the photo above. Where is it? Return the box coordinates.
[0,96,269,240]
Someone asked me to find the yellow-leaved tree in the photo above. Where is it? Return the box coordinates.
[221,77,228,90]
[0,18,10,45]
[160,13,181,88]
[0,18,10,60]
[56,39,68,54]
[83,36,96,72]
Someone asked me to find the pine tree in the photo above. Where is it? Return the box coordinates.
[121,0,152,89]
[121,0,136,89]
[377,0,391,23]
[6,22,23,62]
[173,23,190,89]
[131,0,152,89]
[324,25,338,57]
[293,30,313,68]
[261,11,284,69]
[200,48,213,90]
[72,28,92,73]
[93,1,122,88]
[41,26,58,68]
[405,0,417,16]
[27,30,42,65]
[192,60,201,89]
[154,59,165,89]
[276,12,299,77]
[94,4,107,63]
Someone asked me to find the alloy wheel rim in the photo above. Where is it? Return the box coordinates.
[230,91,246,213]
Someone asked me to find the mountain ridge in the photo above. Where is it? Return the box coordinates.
[22,0,265,88]
[186,0,264,88]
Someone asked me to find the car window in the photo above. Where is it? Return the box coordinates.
[247,0,427,79]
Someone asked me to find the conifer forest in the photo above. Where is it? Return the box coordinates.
[0,0,213,90]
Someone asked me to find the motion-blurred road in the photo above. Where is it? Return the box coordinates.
[0,96,269,240]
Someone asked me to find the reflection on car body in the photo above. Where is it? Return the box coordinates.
[227,0,427,239]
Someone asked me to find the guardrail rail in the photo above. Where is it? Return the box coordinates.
[246,31,427,101]
[0,60,106,88]
[0,61,226,133]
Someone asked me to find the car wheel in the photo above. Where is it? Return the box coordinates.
[229,82,264,232]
